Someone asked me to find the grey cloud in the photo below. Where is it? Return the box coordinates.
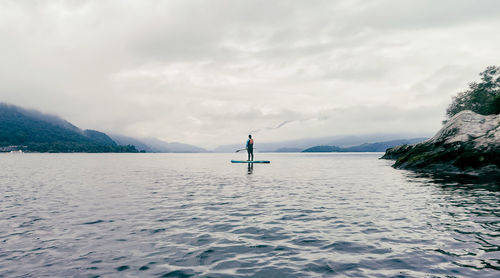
[1,0,499,148]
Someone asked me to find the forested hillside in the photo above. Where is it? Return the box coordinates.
[0,103,137,153]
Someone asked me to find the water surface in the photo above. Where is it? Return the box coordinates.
[0,153,498,277]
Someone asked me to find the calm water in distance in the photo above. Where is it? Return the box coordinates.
[0,153,499,277]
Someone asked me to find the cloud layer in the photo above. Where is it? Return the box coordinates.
[1,0,500,148]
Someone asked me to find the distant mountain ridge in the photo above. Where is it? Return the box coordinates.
[110,135,209,153]
[108,134,154,152]
[214,134,431,153]
[0,103,137,153]
[302,146,343,152]
[302,138,427,152]
[140,137,209,153]
[0,102,429,154]
[272,147,304,153]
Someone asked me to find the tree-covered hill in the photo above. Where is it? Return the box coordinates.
[302,138,427,153]
[0,103,137,153]
[302,145,344,152]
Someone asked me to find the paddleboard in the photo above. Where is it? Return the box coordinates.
[231,160,270,164]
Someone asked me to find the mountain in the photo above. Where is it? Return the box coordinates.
[302,138,427,152]
[110,134,208,153]
[340,138,427,152]
[302,145,343,152]
[83,129,117,146]
[109,134,154,152]
[0,103,137,153]
[272,147,303,152]
[140,137,209,153]
[213,134,432,153]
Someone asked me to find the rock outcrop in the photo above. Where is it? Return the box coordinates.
[381,110,500,181]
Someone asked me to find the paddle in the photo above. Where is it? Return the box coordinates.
[235,148,256,153]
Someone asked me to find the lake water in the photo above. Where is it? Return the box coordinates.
[0,153,499,277]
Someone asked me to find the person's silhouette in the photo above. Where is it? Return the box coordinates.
[246,135,254,161]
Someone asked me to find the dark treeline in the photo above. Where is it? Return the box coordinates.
[24,143,138,153]
[0,103,138,153]
[447,65,500,118]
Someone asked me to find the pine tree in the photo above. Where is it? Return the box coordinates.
[446,66,500,118]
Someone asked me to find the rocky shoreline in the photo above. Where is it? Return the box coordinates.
[381,110,500,181]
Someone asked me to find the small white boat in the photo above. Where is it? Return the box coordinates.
[9,150,24,154]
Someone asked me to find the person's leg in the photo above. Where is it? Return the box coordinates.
[247,149,251,161]
[250,149,254,161]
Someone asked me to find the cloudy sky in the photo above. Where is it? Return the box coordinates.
[1,0,499,149]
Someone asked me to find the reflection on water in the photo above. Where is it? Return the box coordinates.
[412,171,500,191]
[247,163,253,175]
[0,153,498,277]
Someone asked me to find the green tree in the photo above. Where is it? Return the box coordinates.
[446,66,500,118]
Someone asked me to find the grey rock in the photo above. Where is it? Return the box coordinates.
[381,110,500,181]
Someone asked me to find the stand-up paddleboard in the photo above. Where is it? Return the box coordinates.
[231,160,270,164]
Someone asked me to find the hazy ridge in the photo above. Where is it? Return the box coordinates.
[0,103,137,153]
[303,138,427,152]
[0,102,430,153]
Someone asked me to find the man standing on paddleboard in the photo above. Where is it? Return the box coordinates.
[246,135,254,161]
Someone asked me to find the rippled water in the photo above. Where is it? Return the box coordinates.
[0,153,499,277]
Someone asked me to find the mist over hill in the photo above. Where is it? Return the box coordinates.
[0,103,137,153]
[110,135,208,153]
[139,138,209,153]
[0,102,430,154]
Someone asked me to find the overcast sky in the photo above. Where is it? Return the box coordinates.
[1,0,500,149]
